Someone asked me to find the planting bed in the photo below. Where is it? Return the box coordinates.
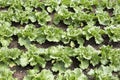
[0,0,120,80]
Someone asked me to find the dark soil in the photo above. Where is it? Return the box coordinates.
[0,6,9,11]
[31,41,66,48]
[84,37,100,49]
[69,57,80,70]
[11,66,33,80]
[55,20,68,31]
[9,35,27,51]
[11,22,26,28]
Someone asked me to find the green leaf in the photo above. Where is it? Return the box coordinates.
[28,13,36,23]
[36,69,54,80]
[35,11,51,25]
[90,54,100,66]
[88,27,104,44]
[52,61,66,72]
[70,41,75,48]
[0,63,16,80]
[93,65,114,80]
[97,12,110,25]
[23,66,39,80]
[47,7,53,13]
[87,69,94,76]
[44,26,63,42]
[20,54,29,67]
[105,25,120,42]
[0,37,12,47]
[100,45,111,65]
[77,36,84,46]
[82,46,92,60]
[64,68,88,80]
[53,13,61,25]
[29,55,46,68]
[62,55,72,68]
[67,26,81,37]
[79,59,89,69]
[18,37,31,48]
